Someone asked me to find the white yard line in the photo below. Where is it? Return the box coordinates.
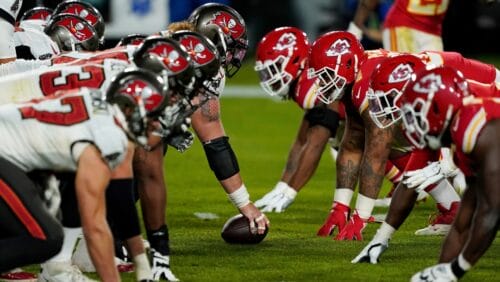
[223,85,279,99]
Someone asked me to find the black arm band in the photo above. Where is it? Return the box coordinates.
[203,136,240,181]
[304,106,340,137]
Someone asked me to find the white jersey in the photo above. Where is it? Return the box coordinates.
[0,56,130,105]
[0,45,137,77]
[0,88,128,172]
[14,21,60,60]
[0,0,22,59]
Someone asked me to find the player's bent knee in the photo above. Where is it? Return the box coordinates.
[203,136,240,181]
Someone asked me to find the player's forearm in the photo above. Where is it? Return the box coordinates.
[282,141,304,182]
[336,146,362,189]
[288,129,331,190]
[352,0,378,29]
[358,136,392,198]
[83,219,120,282]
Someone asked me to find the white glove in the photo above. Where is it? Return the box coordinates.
[260,186,298,213]
[254,181,288,208]
[411,263,457,282]
[403,159,459,193]
[351,238,389,264]
[452,169,467,195]
[347,22,363,40]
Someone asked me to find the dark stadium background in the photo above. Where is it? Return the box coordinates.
[18,0,500,61]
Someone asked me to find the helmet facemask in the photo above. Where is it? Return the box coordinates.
[368,87,404,129]
[255,55,293,97]
[307,61,347,104]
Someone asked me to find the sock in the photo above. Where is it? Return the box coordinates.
[355,193,375,220]
[146,225,170,255]
[46,227,82,262]
[451,253,471,279]
[134,253,153,281]
[373,222,396,242]
[333,188,354,207]
[427,180,460,210]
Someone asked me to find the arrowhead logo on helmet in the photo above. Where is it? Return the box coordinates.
[389,64,414,83]
[413,74,443,94]
[326,39,350,57]
[275,33,297,53]
[207,11,245,39]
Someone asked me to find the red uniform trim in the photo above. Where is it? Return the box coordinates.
[0,179,46,240]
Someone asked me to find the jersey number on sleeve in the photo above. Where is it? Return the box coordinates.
[19,95,90,126]
[39,65,106,96]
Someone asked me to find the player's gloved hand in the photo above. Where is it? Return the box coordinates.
[452,169,467,195]
[260,186,297,213]
[335,212,371,241]
[150,249,179,281]
[254,181,288,208]
[351,237,389,264]
[403,158,459,193]
[166,128,194,153]
[317,202,350,237]
[411,263,458,282]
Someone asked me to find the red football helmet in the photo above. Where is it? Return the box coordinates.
[308,30,365,104]
[20,7,53,22]
[133,36,195,96]
[170,30,221,97]
[398,66,470,150]
[106,68,170,146]
[254,26,309,98]
[368,54,426,128]
[44,13,99,52]
[53,0,105,43]
[189,3,248,78]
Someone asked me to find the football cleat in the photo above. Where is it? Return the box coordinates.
[415,202,459,236]
[317,202,350,237]
[335,211,374,241]
[411,263,457,282]
[150,249,179,281]
[351,238,389,264]
[0,268,37,282]
[38,261,96,282]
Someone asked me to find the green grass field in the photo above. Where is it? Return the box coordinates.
[27,56,500,281]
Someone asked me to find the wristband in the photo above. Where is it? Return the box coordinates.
[228,184,251,208]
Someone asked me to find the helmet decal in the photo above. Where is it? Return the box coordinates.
[148,43,190,74]
[207,11,244,39]
[275,33,297,53]
[119,79,163,112]
[178,35,216,66]
[326,39,350,56]
[388,63,414,83]
[61,4,98,25]
[58,17,94,41]
[413,73,443,94]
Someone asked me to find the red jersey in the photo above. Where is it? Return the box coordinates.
[351,50,499,115]
[292,70,346,119]
[383,0,450,36]
[451,97,500,176]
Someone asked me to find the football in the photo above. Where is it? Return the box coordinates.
[221,214,268,244]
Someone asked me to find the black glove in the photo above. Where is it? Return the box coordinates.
[166,129,194,153]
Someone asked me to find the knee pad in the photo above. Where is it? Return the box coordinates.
[106,178,141,240]
[203,136,240,181]
[304,107,340,136]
